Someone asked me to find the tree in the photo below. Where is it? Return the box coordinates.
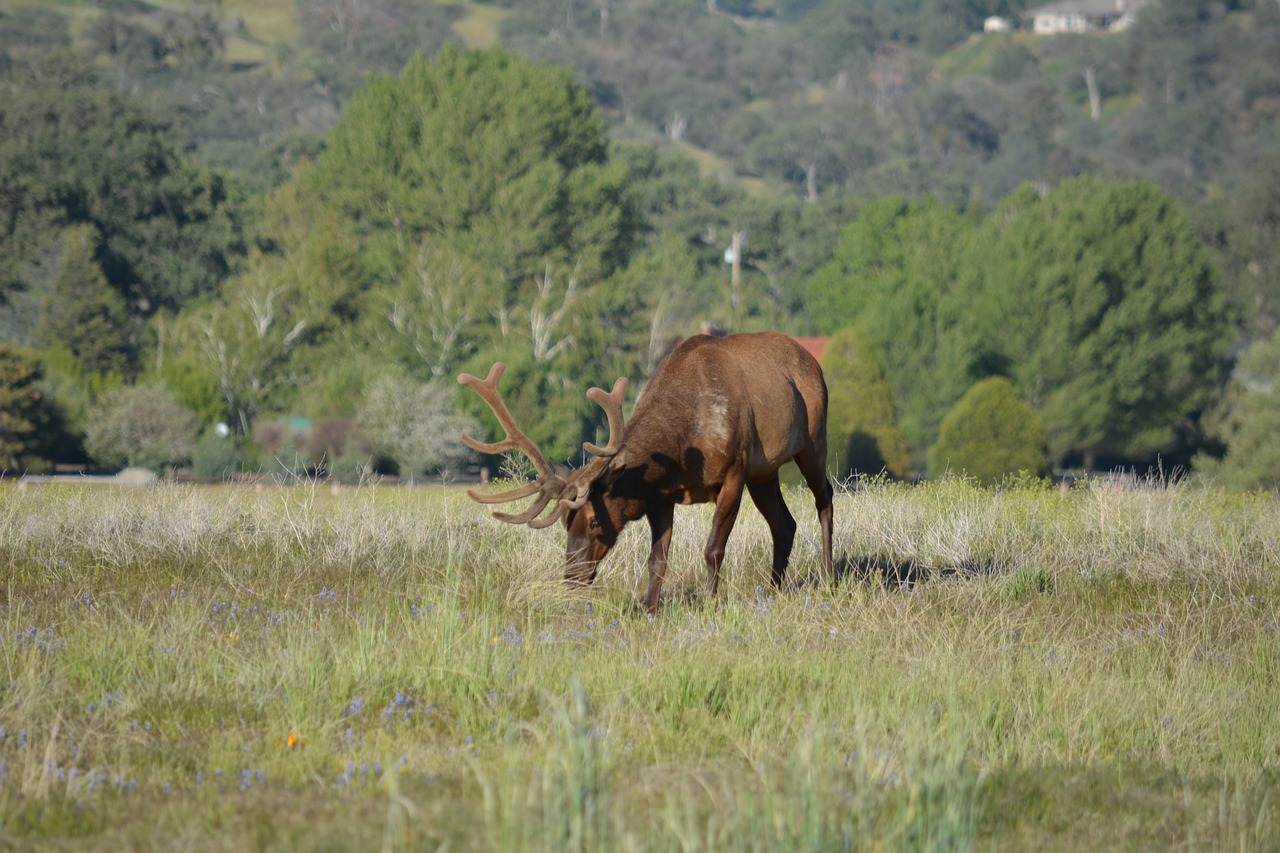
[963,177,1233,467]
[1195,329,1280,492]
[306,45,632,304]
[283,46,635,447]
[806,196,978,456]
[179,251,324,436]
[357,374,480,481]
[927,377,1049,485]
[296,0,462,100]
[1198,151,1280,340]
[167,179,366,435]
[0,72,245,318]
[820,325,912,480]
[374,240,492,378]
[0,344,49,471]
[35,225,133,378]
[82,384,199,471]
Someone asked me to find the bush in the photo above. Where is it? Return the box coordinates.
[253,420,314,480]
[191,427,243,480]
[927,377,1050,485]
[1194,328,1280,491]
[820,326,913,480]
[82,384,199,471]
[358,374,480,482]
[326,444,378,484]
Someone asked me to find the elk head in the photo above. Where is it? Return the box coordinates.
[457,363,632,584]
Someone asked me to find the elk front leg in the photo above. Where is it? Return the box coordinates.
[704,473,745,598]
[643,502,675,616]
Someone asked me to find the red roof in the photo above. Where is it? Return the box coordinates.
[793,337,830,362]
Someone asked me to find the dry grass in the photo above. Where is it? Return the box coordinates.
[1,477,1277,850]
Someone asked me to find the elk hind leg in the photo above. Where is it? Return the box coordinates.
[747,476,797,588]
[793,448,834,579]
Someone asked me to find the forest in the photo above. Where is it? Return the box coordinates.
[1,0,1279,488]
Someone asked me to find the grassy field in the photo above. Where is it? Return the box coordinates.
[1,477,1278,850]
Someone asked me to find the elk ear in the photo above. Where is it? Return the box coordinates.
[598,453,631,492]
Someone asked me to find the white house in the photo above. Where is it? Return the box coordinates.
[1029,0,1146,34]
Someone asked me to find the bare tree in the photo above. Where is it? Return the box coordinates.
[526,261,581,363]
[359,374,478,482]
[384,241,482,377]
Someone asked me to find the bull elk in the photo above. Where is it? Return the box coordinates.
[458,331,834,614]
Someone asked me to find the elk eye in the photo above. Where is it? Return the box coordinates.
[588,518,601,531]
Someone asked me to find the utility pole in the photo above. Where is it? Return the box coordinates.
[729,230,743,327]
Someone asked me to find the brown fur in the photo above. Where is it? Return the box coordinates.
[460,331,834,614]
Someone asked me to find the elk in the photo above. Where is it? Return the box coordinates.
[458,331,834,614]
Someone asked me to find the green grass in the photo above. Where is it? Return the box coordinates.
[1,478,1278,850]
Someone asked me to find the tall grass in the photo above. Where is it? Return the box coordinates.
[1,477,1277,849]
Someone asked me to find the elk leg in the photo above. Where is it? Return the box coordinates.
[747,476,797,588]
[794,448,835,580]
[643,502,675,616]
[704,474,745,598]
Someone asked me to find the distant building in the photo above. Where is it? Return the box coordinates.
[793,337,830,362]
[1029,0,1146,33]
[984,16,1013,32]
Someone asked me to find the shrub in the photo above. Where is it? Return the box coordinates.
[191,427,243,480]
[1195,328,1280,491]
[820,326,913,480]
[253,420,314,479]
[927,376,1050,485]
[83,384,199,471]
[358,373,479,482]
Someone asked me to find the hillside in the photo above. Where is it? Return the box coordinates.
[5,0,1278,210]
[3,0,1280,481]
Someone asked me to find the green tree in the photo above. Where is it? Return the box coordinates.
[306,45,632,308]
[0,73,245,318]
[820,325,912,480]
[806,196,978,456]
[964,177,1232,467]
[178,250,332,436]
[35,225,133,378]
[927,376,1049,485]
[82,384,199,471]
[1198,151,1280,340]
[1195,329,1280,492]
[296,0,462,100]
[168,177,367,435]
[265,46,636,449]
[0,344,49,470]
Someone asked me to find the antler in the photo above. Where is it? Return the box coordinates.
[582,377,627,457]
[458,363,558,480]
[458,363,571,527]
[459,363,629,526]
[561,376,628,511]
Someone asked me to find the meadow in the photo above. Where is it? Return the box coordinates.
[1,476,1278,851]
